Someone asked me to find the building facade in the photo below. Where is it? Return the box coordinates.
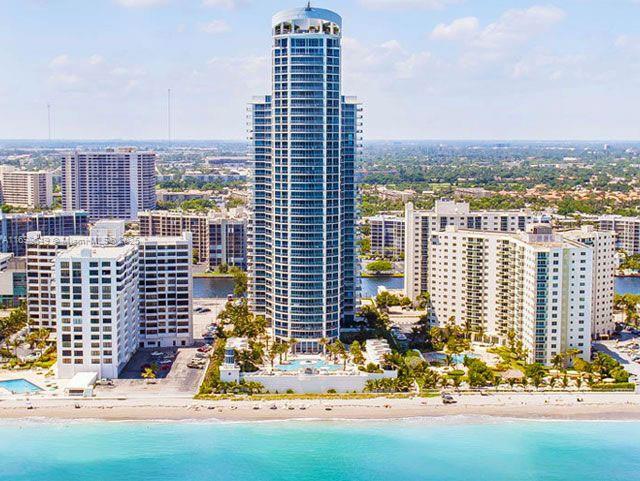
[0,166,53,208]
[54,222,139,379]
[563,226,616,338]
[139,210,248,270]
[597,215,640,255]
[61,148,156,220]
[249,6,360,352]
[0,211,88,257]
[428,225,593,365]
[137,233,193,348]
[367,215,405,259]
[26,233,88,331]
[404,200,551,301]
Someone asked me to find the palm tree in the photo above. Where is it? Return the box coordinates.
[551,353,564,370]
[141,367,156,380]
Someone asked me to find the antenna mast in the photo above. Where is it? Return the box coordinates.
[167,88,172,143]
[47,103,51,141]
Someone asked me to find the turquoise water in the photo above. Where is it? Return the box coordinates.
[1,420,639,480]
[0,379,42,394]
[276,359,342,372]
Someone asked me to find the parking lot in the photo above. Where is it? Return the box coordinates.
[92,297,229,398]
[594,329,640,390]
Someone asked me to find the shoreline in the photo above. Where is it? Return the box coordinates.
[2,393,640,423]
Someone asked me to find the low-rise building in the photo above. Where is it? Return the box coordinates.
[368,215,405,259]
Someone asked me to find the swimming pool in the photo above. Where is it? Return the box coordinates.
[0,379,43,394]
[275,359,342,372]
[426,353,479,365]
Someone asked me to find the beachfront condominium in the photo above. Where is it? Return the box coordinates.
[0,166,53,208]
[367,214,405,259]
[137,232,193,348]
[26,232,89,331]
[404,200,551,302]
[562,226,616,338]
[139,209,248,270]
[0,210,88,257]
[61,148,156,221]
[28,220,193,360]
[54,221,139,379]
[428,225,593,365]
[248,5,360,352]
[597,215,640,255]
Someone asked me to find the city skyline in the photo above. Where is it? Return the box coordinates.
[2,0,640,141]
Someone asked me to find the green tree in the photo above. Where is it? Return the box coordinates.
[366,260,393,275]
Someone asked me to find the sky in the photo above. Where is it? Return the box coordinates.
[1,0,639,141]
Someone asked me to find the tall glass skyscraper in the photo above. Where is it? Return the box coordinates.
[249,5,361,353]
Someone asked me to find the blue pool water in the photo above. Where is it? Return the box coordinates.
[275,359,342,372]
[0,379,42,394]
[1,420,639,480]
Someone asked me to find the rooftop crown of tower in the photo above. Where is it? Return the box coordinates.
[272,5,341,36]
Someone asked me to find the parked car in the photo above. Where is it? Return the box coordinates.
[441,393,457,404]
[96,378,114,386]
[197,346,211,353]
[188,361,205,369]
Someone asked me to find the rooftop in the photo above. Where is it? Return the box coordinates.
[272,5,341,27]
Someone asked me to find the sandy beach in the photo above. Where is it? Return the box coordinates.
[1,392,640,422]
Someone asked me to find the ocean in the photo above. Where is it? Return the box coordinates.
[1,418,639,480]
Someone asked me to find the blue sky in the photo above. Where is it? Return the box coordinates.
[1,0,639,140]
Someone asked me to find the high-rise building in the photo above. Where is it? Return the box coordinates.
[139,210,248,270]
[0,211,88,257]
[249,5,361,352]
[0,253,26,307]
[367,215,405,259]
[28,221,193,360]
[137,233,193,348]
[0,166,53,208]
[597,215,640,255]
[54,222,139,379]
[61,148,156,221]
[563,226,616,338]
[404,200,551,301]
[26,232,88,331]
[428,225,593,365]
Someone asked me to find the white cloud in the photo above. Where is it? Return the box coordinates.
[49,54,70,68]
[199,19,231,34]
[201,0,247,9]
[114,0,167,7]
[615,34,640,50]
[475,5,566,50]
[88,54,104,65]
[47,54,146,95]
[359,0,460,9]
[431,17,479,41]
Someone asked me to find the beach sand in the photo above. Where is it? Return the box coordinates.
[1,392,640,422]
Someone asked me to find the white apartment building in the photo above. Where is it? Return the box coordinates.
[0,166,53,208]
[563,226,616,338]
[55,223,139,379]
[597,215,640,255]
[61,148,156,221]
[27,221,193,377]
[404,200,551,301]
[367,215,405,259]
[428,225,593,365]
[137,233,193,348]
[26,233,88,331]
